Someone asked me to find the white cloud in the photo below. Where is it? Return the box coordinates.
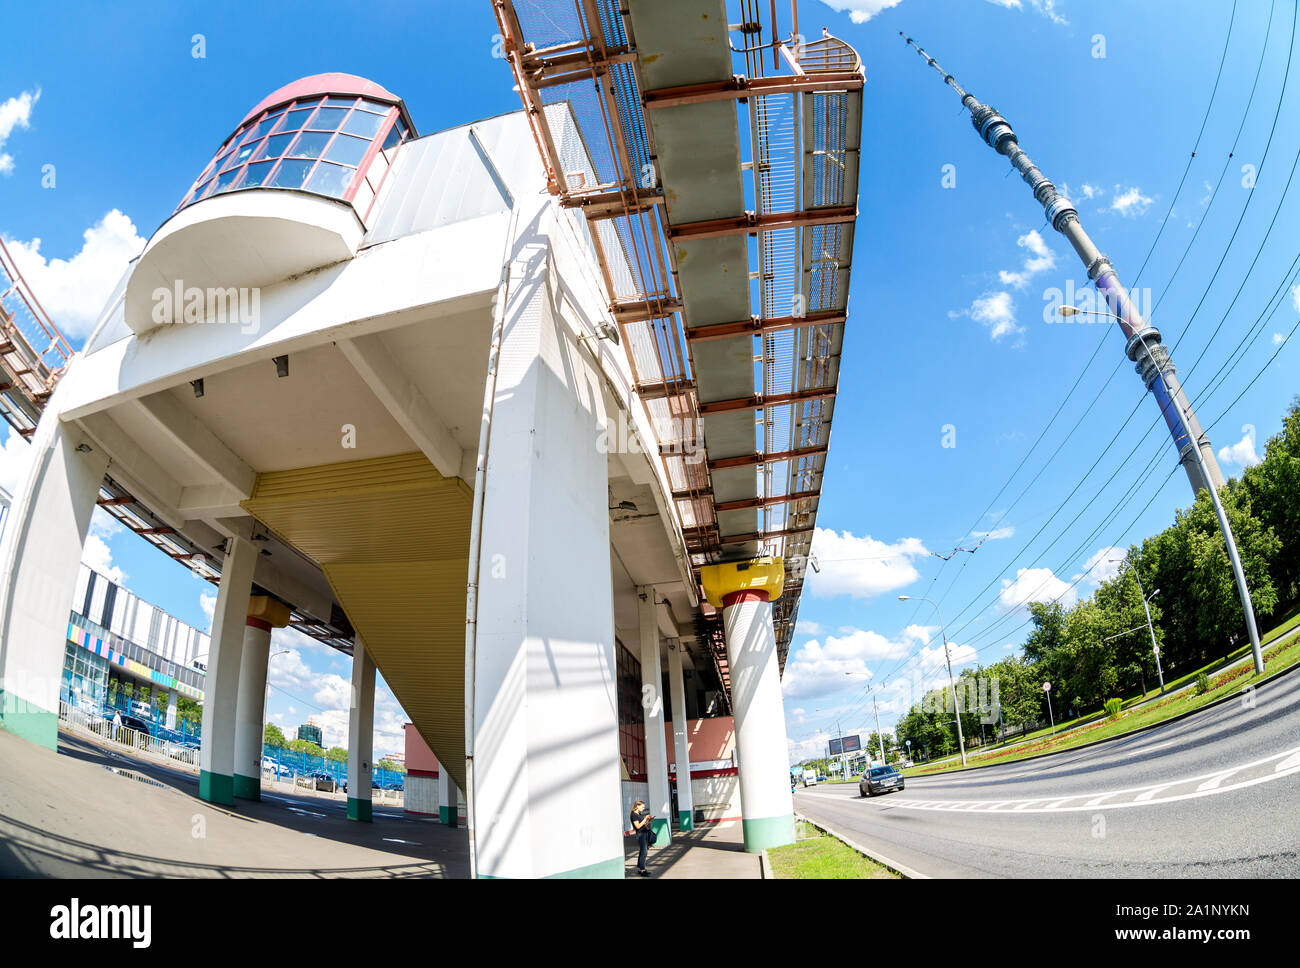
[1291,283,1300,312]
[0,426,30,495]
[998,229,1056,289]
[1274,333,1287,346]
[997,566,1077,613]
[1081,183,1100,200]
[1218,425,1261,468]
[820,0,1066,26]
[972,525,1015,541]
[781,627,909,699]
[4,209,145,339]
[81,508,126,584]
[806,527,929,599]
[816,0,904,23]
[955,290,1021,341]
[1083,546,1125,586]
[0,89,39,175]
[1109,185,1154,218]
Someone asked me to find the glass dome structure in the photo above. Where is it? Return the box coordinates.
[177,73,415,221]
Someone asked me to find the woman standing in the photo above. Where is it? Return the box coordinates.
[630,800,654,877]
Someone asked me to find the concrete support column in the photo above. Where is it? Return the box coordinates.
[347,638,375,822]
[468,204,624,878]
[703,559,794,853]
[0,408,109,749]
[638,587,671,846]
[232,596,289,800]
[438,768,459,827]
[198,537,257,805]
[165,689,179,732]
[666,637,694,831]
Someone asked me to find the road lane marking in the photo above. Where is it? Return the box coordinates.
[1275,750,1300,772]
[1196,771,1236,792]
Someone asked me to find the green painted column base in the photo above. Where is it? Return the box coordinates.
[677,813,695,832]
[478,855,626,879]
[650,816,671,846]
[741,813,794,853]
[0,691,58,751]
[440,805,458,827]
[347,797,373,822]
[200,770,234,806]
[233,773,261,800]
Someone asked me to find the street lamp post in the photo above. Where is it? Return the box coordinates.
[1063,303,1265,676]
[1110,556,1165,693]
[898,595,967,767]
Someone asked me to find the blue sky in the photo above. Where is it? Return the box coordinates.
[2,0,1297,764]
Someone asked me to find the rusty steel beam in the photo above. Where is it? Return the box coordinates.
[685,309,846,343]
[707,444,829,470]
[562,188,664,219]
[636,378,696,401]
[667,206,856,241]
[698,386,835,415]
[717,526,816,546]
[611,297,684,323]
[713,488,821,513]
[643,72,864,109]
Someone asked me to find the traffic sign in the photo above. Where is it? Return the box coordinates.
[1043,681,1051,692]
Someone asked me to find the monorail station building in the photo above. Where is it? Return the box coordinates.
[0,2,862,877]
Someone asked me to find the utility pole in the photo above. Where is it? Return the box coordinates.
[872,691,886,766]
[1112,556,1166,692]
[903,33,1265,677]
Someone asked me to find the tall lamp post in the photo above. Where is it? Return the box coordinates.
[1062,303,1264,676]
[898,595,967,767]
[1109,556,1165,693]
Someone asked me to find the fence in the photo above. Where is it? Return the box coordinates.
[60,690,406,794]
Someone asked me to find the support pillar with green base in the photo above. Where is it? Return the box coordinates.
[701,558,797,854]
[650,816,671,846]
[347,797,373,822]
[233,773,261,801]
[0,692,59,751]
[677,811,695,833]
[741,813,795,853]
[200,770,235,806]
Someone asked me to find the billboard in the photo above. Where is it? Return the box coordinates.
[829,735,862,756]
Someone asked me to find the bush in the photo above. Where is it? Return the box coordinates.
[1103,698,1122,720]
[1194,672,1211,696]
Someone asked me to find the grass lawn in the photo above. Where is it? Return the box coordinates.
[901,621,1300,778]
[767,822,898,879]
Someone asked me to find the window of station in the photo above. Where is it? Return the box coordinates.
[616,640,646,781]
[178,95,412,216]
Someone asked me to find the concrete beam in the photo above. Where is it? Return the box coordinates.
[130,394,256,498]
[337,334,465,480]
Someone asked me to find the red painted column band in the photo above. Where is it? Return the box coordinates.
[721,589,770,608]
[245,616,272,631]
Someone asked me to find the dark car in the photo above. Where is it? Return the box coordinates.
[860,765,905,798]
[310,772,336,793]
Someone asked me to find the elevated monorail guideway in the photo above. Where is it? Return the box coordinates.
[493,0,864,684]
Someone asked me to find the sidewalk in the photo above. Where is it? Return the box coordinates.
[624,821,762,879]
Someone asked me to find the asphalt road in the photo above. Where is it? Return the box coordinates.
[795,668,1300,877]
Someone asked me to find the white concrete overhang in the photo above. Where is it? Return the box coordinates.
[123,189,365,337]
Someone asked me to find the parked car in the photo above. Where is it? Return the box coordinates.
[310,772,336,793]
[860,764,905,798]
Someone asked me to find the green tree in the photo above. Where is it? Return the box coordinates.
[264,723,288,749]
[288,739,323,756]
[326,746,348,763]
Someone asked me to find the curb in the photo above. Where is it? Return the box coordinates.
[759,849,772,879]
[906,656,1300,779]
[794,812,927,880]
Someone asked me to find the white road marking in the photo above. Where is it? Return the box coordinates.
[1195,771,1236,792]
[1274,750,1300,772]
[286,806,327,818]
